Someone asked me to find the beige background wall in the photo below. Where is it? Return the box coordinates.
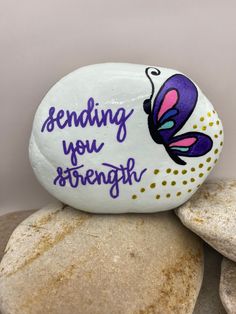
[0,0,235,213]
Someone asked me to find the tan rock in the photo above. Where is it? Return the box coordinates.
[220,258,236,314]
[176,180,236,262]
[193,244,226,314]
[0,210,36,261]
[0,202,203,314]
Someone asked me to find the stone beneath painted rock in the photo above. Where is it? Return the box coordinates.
[0,202,203,314]
[176,180,236,262]
[29,63,223,213]
[193,244,226,314]
[220,258,236,314]
[0,210,36,261]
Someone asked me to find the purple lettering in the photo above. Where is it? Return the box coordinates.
[41,97,134,143]
[62,139,104,166]
[53,158,147,199]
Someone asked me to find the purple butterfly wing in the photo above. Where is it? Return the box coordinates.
[144,70,213,165]
[152,74,198,142]
[168,132,213,157]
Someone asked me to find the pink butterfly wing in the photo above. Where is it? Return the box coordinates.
[157,89,179,120]
[169,137,197,147]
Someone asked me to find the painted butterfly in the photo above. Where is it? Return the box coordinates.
[143,67,213,165]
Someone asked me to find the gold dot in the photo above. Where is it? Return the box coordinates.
[176,192,181,196]
[216,120,220,125]
[171,181,176,186]
[191,167,195,172]
[219,130,223,135]
[140,188,145,193]
[197,184,201,188]
[207,112,211,117]
[166,168,171,174]
[199,173,204,178]
[132,195,137,200]
[199,163,204,168]
[162,181,167,186]
[193,124,197,129]
[214,159,218,164]
[214,149,219,154]
[190,178,195,182]
[214,134,218,138]
[209,122,214,126]
[150,183,156,189]
[202,126,207,131]
[188,189,192,193]
[154,169,159,175]
[207,166,212,171]
[173,170,179,175]
[156,194,160,199]
[183,180,187,185]
[182,169,187,174]
[206,157,211,163]
[200,117,204,122]
[220,141,223,146]
[213,110,216,114]
[166,193,171,198]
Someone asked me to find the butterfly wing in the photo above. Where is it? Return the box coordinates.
[167,132,213,164]
[150,74,198,143]
[145,72,213,165]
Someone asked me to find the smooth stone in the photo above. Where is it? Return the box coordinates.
[29,63,223,213]
[176,180,236,262]
[0,202,203,314]
[220,258,236,313]
[0,210,36,314]
[193,244,226,314]
[0,210,36,261]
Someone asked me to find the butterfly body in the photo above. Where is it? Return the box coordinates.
[144,67,213,165]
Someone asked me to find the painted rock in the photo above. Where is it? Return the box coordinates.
[29,63,223,213]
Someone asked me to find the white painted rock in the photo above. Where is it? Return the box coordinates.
[176,180,236,262]
[0,202,203,314]
[29,63,223,213]
[220,258,236,314]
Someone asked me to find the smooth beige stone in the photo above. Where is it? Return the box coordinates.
[0,210,36,261]
[0,202,203,314]
[220,258,236,314]
[0,210,36,314]
[176,180,236,262]
[193,244,226,314]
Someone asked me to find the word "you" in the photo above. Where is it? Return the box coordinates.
[62,139,104,166]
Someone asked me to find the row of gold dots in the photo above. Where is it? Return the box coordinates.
[192,109,221,131]
[131,152,220,200]
[152,156,217,176]
[132,188,199,200]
